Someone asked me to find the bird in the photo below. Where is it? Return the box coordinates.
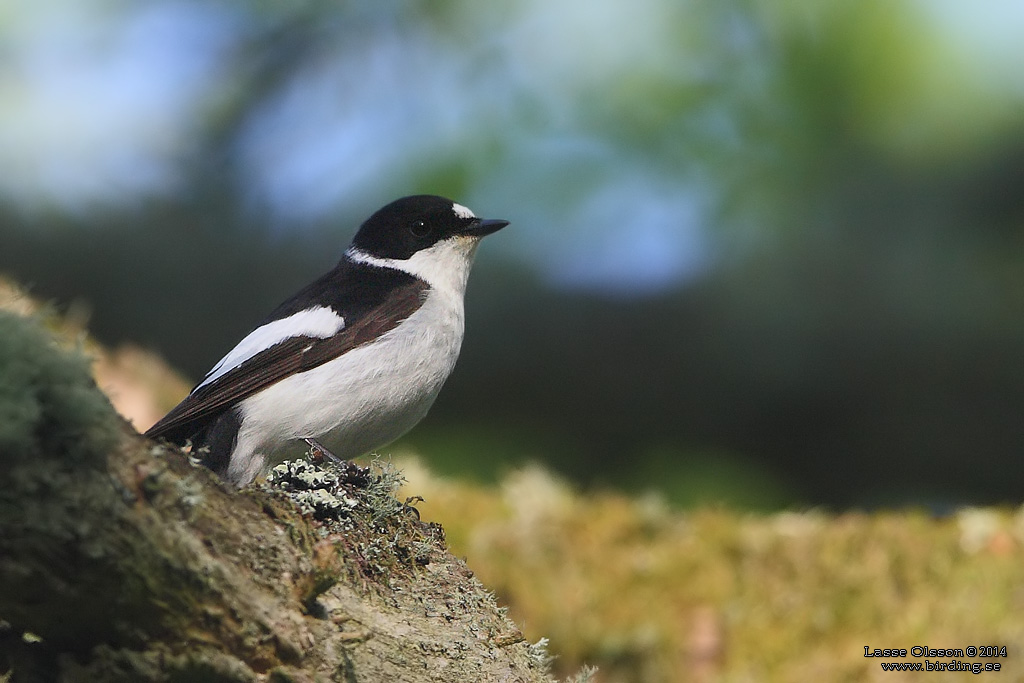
[145,195,509,486]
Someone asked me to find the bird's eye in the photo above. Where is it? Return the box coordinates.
[410,220,431,237]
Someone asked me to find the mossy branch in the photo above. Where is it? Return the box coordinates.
[0,311,556,683]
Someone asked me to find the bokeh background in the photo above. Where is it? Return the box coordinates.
[3,0,1023,511]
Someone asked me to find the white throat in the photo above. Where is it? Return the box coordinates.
[346,237,481,296]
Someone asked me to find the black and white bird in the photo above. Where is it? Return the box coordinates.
[146,195,509,486]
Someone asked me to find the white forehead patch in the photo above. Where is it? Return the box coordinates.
[452,202,476,220]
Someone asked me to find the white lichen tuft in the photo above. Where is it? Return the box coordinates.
[266,460,359,520]
[527,637,554,670]
[564,665,599,683]
[365,456,408,524]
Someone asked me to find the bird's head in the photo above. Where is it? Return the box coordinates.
[352,195,509,261]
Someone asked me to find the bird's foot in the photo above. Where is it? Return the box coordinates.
[303,437,342,465]
[302,437,370,487]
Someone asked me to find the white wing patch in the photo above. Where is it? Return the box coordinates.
[452,202,476,220]
[196,306,345,390]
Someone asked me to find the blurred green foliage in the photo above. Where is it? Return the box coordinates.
[1,0,1023,507]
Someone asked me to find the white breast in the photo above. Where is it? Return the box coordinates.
[225,254,472,486]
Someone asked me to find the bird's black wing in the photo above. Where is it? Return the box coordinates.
[145,263,428,443]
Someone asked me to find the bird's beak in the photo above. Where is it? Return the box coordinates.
[463,218,510,237]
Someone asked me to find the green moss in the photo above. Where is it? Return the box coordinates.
[0,311,119,465]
